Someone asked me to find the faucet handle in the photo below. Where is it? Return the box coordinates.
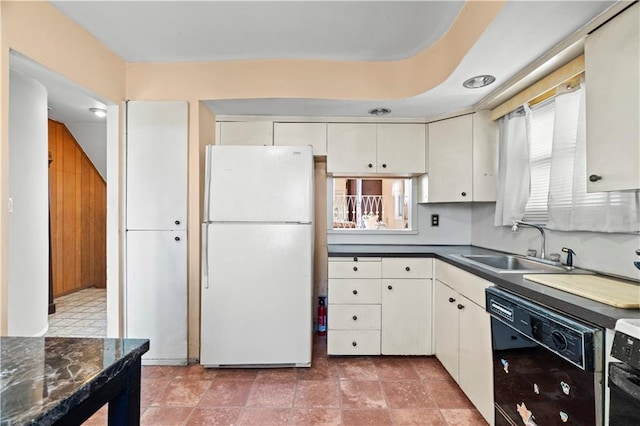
[526,249,537,257]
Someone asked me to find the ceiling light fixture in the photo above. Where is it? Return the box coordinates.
[89,107,107,118]
[368,107,391,116]
[462,75,496,89]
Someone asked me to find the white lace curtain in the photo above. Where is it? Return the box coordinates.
[495,83,640,233]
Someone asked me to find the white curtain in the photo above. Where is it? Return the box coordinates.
[546,84,640,232]
[494,107,531,226]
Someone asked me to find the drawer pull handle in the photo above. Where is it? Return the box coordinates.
[174,220,181,225]
[457,304,465,310]
[589,174,602,182]
[174,236,181,241]
[461,192,467,197]
[352,341,357,347]
[405,266,411,272]
[353,266,358,272]
[448,297,456,303]
[353,257,358,262]
[388,285,393,290]
[382,163,387,168]
[368,163,373,168]
[352,315,358,321]
[352,290,358,295]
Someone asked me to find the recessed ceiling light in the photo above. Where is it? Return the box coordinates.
[368,107,391,116]
[462,75,496,89]
[89,107,107,118]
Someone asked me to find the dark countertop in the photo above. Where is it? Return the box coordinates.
[0,337,149,425]
[327,244,640,330]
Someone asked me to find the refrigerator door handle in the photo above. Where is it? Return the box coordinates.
[202,224,209,289]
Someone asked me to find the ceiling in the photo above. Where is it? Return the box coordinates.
[10,0,621,174]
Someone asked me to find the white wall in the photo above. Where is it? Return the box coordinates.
[8,70,49,336]
[472,203,640,280]
[66,122,107,180]
[328,202,472,245]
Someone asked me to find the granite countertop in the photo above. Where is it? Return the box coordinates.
[327,244,640,330]
[0,337,149,425]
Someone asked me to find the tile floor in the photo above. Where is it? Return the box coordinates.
[46,288,107,338]
[85,336,487,425]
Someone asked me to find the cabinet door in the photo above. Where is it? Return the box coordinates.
[219,121,273,146]
[428,115,473,202]
[327,123,377,174]
[273,122,327,156]
[458,298,494,425]
[472,111,498,201]
[381,279,432,355]
[376,124,426,174]
[585,3,639,192]
[126,230,187,364]
[126,101,188,230]
[434,280,460,381]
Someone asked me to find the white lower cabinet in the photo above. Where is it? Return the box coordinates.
[434,260,494,425]
[327,257,432,356]
[381,278,432,355]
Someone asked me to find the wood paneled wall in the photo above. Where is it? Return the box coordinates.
[48,120,106,297]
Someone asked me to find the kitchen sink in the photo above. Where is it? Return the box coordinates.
[453,254,568,274]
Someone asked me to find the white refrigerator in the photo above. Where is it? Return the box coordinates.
[200,145,314,367]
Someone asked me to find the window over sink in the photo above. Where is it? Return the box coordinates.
[330,177,413,231]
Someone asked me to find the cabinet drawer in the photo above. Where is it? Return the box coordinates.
[328,259,381,279]
[328,279,381,304]
[328,330,381,355]
[435,260,493,308]
[382,258,432,279]
[328,304,380,330]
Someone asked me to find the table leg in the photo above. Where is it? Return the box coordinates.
[108,357,142,426]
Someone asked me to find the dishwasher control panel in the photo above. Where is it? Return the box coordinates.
[487,287,601,371]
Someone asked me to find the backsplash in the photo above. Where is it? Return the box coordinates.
[472,203,640,280]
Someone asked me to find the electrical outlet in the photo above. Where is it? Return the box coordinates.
[431,214,439,227]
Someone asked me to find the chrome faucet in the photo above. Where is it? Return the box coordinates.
[512,220,546,260]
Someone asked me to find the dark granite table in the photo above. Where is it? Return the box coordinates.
[0,337,149,426]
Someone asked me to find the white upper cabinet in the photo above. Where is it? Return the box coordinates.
[273,122,327,156]
[327,124,378,174]
[376,124,426,175]
[327,123,426,175]
[218,121,273,146]
[585,3,639,192]
[420,112,497,203]
[126,101,188,230]
[427,115,473,202]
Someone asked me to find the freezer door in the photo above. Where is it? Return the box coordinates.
[126,230,187,364]
[205,145,313,223]
[200,223,313,366]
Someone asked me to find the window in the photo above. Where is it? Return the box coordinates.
[523,98,555,223]
[331,178,412,230]
[496,82,639,232]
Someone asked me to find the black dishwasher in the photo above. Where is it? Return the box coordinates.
[486,287,604,426]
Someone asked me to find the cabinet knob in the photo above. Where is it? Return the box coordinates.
[387,285,393,290]
[174,236,181,241]
[353,257,358,262]
[457,304,465,310]
[382,163,387,168]
[174,220,181,225]
[352,341,357,347]
[352,289,358,295]
[353,266,358,272]
[368,163,373,168]
[448,297,456,303]
[405,266,411,272]
[589,174,602,182]
[461,192,467,197]
[352,315,358,321]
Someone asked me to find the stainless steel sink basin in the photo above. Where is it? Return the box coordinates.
[453,254,568,274]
